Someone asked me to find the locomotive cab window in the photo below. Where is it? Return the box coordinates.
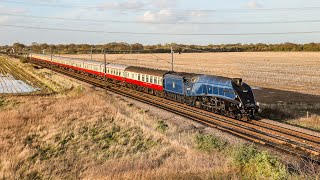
[207,85,213,94]
[213,86,219,95]
[219,88,224,96]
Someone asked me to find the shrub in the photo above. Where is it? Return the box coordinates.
[195,134,225,152]
[156,120,168,133]
[233,144,288,180]
[0,98,6,108]
[233,144,258,166]
[20,57,28,63]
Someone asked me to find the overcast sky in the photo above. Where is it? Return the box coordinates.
[0,0,320,45]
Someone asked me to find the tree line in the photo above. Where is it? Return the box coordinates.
[1,42,320,54]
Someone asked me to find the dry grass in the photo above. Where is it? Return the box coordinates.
[0,88,236,179]
[0,82,319,179]
[289,115,320,131]
[65,52,320,96]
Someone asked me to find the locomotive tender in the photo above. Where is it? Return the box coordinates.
[31,54,261,120]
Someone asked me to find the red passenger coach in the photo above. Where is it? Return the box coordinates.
[124,66,167,92]
[31,54,168,96]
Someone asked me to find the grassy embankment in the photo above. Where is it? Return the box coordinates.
[0,89,318,179]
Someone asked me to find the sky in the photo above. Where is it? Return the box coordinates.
[0,0,320,45]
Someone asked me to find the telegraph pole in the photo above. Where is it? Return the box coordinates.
[91,46,93,61]
[29,47,32,60]
[50,47,53,75]
[104,49,107,90]
[171,46,174,72]
[50,47,53,61]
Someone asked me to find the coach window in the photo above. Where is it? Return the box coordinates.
[159,77,162,85]
[154,77,158,84]
[146,75,149,83]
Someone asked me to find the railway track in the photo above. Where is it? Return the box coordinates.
[30,58,320,162]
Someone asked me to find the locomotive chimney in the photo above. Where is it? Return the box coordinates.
[233,78,243,86]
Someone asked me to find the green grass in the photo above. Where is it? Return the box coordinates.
[0,97,6,108]
[156,120,168,133]
[232,144,288,180]
[195,134,226,152]
[24,120,159,165]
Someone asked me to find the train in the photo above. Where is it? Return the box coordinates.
[30,53,261,120]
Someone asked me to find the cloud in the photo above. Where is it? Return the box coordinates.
[95,0,146,10]
[94,0,180,11]
[246,0,263,9]
[139,9,203,23]
[0,5,28,24]
[0,16,9,24]
[0,5,27,14]
[140,9,184,23]
[150,0,179,8]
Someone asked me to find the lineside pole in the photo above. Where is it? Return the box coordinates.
[171,46,174,72]
[91,46,93,61]
[50,47,53,75]
[104,49,107,91]
[29,47,32,60]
